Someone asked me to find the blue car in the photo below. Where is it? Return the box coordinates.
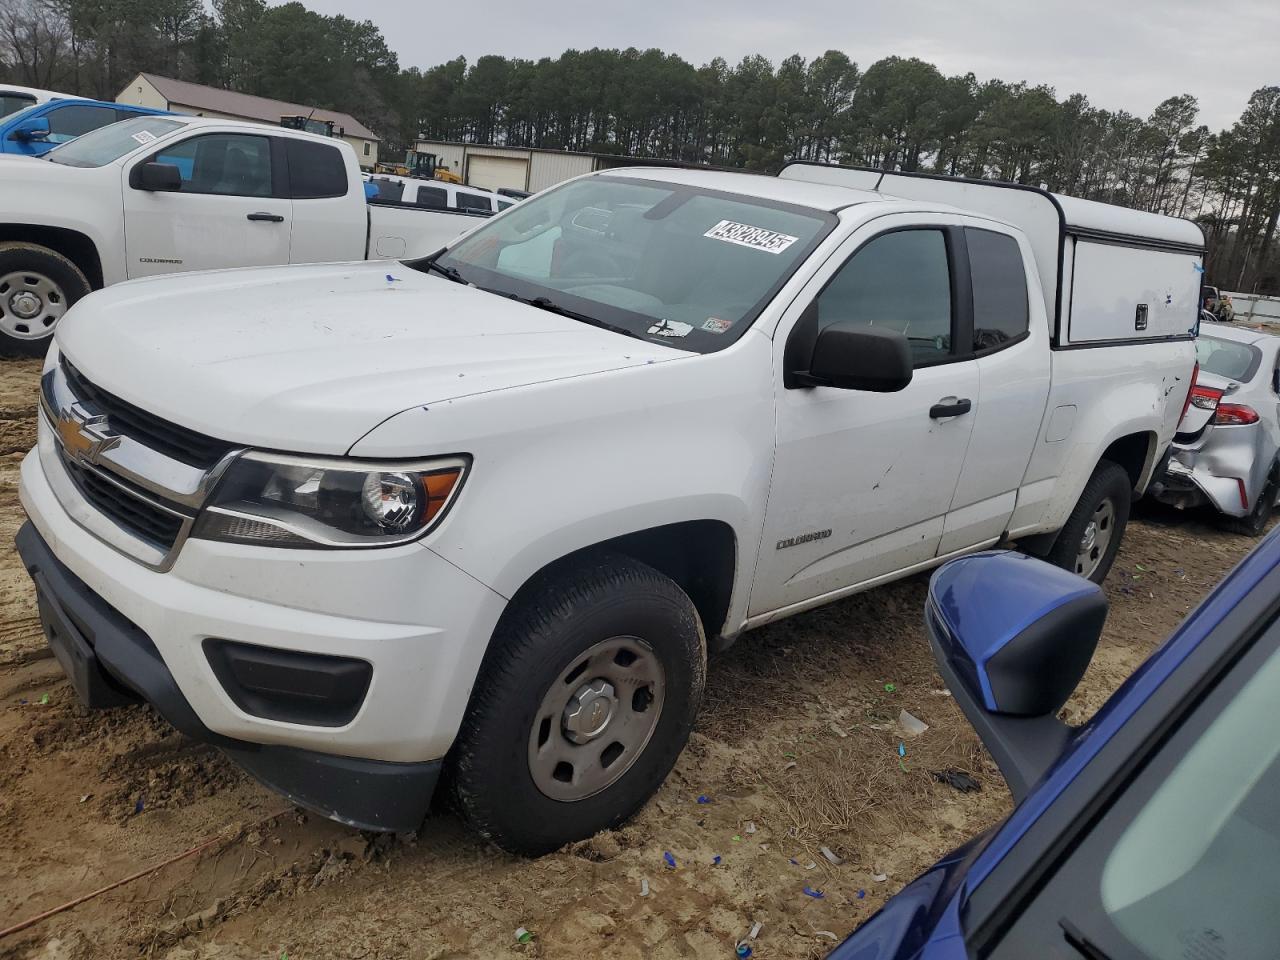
[0,98,171,157]
[831,536,1280,959]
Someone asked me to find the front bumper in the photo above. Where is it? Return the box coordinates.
[17,441,509,826]
[16,522,440,831]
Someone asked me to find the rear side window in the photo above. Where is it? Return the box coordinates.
[46,104,118,143]
[1196,336,1261,381]
[153,133,273,197]
[286,139,348,199]
[416,185,447,209]
[967,228,1029,351]
[455,191,493,213]
[817,228,953,367]
[369,177,404,203]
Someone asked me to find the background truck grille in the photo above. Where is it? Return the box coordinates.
[62,360,234,470]
[59,455,187,550]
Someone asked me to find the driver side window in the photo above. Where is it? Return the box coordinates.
[817,229,953,367]
[151,134,273,198]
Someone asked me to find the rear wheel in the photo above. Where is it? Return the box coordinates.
[1225,475,1278,537]
[451,553,705,856]
[1045,461,1132,583]
[0,243,91,358]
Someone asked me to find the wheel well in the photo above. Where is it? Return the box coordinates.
[0,224,104,289]
[514,521,738,644]
[1101,432,1156,492]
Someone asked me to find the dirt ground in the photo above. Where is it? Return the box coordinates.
[0,356,1264,960]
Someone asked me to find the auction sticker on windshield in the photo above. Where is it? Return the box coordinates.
[704,220,799,255]
[130,130,159,145]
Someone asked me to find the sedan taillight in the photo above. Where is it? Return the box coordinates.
[1214,403,1260,426]
[1188,383,1223,412]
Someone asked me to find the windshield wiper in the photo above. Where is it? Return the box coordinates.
[420,256,468,285]
[1059,918,1114,960]
[508,293,631,337]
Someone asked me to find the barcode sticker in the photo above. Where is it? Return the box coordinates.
[704,220,799,254]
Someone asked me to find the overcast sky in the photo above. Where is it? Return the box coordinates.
[295,0,1276,130]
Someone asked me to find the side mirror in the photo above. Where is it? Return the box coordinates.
[129,161,183,192]
[10,116,50,142]
[926,550,1107,799]
[794,322,912,392]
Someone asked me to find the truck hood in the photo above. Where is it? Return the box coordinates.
[0,153,80,180]
[56,261,683,454]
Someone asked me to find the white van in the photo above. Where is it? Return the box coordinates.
[365,173,517,215]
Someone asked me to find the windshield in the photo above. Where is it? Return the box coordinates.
[1196,335,1262,382]
[0,92,37,119]
[45,116,182,168]
[434,176,835,352]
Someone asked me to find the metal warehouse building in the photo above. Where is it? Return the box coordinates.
[413,140,681,193]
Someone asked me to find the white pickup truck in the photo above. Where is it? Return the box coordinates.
[16,164,1203,854]
[0,114,482,356]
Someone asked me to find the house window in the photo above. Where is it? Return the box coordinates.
[364,142,370,156]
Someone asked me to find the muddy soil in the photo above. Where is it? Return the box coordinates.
[0,358,1262,959]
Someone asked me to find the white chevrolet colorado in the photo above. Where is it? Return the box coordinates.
[17,164,1204,854]
[0,114,483,356]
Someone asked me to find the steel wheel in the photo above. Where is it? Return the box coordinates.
[0,270,68,342]
[1074,497,1115,579]
[527,635,666,802]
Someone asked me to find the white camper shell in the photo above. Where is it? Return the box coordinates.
[779,163,1206,347]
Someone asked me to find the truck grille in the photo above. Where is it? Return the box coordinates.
[58,454,187,551]
[62,360,233,470]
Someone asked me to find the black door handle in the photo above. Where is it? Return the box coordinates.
[930,398,972,419]
[247,212,284,222]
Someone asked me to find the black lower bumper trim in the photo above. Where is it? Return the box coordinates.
[14,521,439,833]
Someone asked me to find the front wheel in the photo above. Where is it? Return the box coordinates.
[0,243,92,358]
[451,554,705,856]
[1045,461,1132,583]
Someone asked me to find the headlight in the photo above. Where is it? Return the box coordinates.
[191,451,468,548]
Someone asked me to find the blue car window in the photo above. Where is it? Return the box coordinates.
[45,104,118,144]
[991,620,1280,959]
[1097,642,1280,958]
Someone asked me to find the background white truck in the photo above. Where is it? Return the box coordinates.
[0,114,483,356]
[16,164,1201,855]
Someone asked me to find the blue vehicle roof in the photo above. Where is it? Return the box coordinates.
[1,97,172,125]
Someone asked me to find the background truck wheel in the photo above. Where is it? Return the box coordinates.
[1045,461,1132,583]
[451,553,706,857]
[0,243,91,358]
[1225,474,1278,537]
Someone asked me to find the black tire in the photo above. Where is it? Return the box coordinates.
[1225,475,1277,537]
[0,242,92,358]
[1045,461,1132,584]
[451,553,705,857]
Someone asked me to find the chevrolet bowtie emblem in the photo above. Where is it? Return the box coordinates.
[55,403,121,466]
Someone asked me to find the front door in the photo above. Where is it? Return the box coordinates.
[122,131,291,278]
[750,216,979,618]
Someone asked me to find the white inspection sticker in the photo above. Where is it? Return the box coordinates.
[647,319,692,338]
[704,220,799,255]
[130,130,159,145]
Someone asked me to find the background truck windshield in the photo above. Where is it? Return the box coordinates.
[45,116,182,168]
[0,92,37,119]
[436,176,834,352]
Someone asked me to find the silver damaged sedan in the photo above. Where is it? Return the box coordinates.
[1152,322,1280,535]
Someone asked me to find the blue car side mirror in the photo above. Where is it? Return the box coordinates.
[10,116,50,142]
[926,551,1107,800]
